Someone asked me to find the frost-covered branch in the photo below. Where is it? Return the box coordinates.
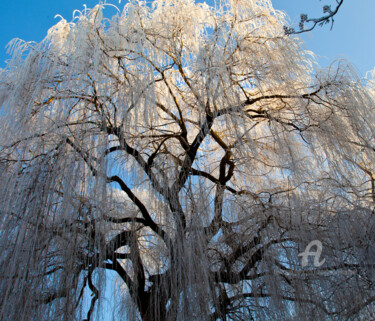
[285,0,344,35]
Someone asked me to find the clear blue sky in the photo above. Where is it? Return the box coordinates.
[0,0,374,76]
[272,0,375,77]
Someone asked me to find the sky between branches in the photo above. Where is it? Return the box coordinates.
[0,0,374,75]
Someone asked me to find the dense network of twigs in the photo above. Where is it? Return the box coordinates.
[0,0,374,320]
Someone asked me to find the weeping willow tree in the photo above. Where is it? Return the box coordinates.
[1,0,375,320]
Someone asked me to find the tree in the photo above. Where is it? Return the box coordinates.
[0,0,374,320]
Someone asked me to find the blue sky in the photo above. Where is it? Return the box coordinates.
[272,0,375,77]
[0,0,374,76]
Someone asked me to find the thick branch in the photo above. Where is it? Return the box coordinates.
[172,112,214,193]
[83,270,99,321]
[107,175,168,242]
[217,88,323,117]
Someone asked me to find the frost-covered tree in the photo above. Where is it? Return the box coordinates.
[0,0,375,320]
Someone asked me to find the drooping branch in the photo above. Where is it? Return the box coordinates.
[65,137,98,176]
[226,292,334,316]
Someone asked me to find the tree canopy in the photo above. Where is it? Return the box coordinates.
[0,0,374,320]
